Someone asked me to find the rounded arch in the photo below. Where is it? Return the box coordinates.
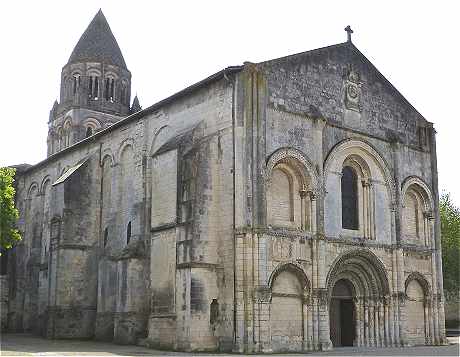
[265,147,319,191]
[324,138,396,203]
[117,138,135,162]
[40,176,52,193]
[405,272,431,297]
[268,261,311,293]
[60,166,69,176]
[83,118,101,130]
[401,176,434,212]
[326,249,390,298]
[27,182,39,198]
[150,125,171,157]
[87,69,101,77]
[104,71,119,80]
[100,149,115,167]
[63,117,72,129]
[343,154,371,180]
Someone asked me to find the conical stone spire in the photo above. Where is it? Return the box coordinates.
[67,9,127,69]
[131,95,142,113]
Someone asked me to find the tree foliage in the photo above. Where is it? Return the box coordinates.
[440,192,460,292]
[0,167,21,251]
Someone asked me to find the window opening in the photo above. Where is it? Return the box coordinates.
[341,166,359,230]
[126,221,131,244]
[85,126,93,138]
[103,227,108,247]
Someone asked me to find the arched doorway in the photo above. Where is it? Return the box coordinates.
[268,263,310,352]
[405,274,431,346]
[326,249,391,348]
[270,270,304,352]
[330,279,355,346]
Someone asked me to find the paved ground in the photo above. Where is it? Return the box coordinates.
[0,334,459,356]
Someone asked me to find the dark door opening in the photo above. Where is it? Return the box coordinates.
[330,279,356,347]
[340,299,355,346]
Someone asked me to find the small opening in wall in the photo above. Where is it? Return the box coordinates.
[126,222,131,245]
[85,126,93,138]
[210,299,219,325]
[103,227,108,247]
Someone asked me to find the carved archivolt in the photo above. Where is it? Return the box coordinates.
[100,148,115,167]
[265,147,320,192]
[405,271,431,298]
[268,261,311,293]
[116,138,136,163]
[324,138,396,204]
[326,248,390,298]
[401,176,434,212]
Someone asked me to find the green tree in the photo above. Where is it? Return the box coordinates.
[0,167,21,251]
[440,192,460,292]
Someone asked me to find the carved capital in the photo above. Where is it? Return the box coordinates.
[313,288,329,307]
[254,286,272,303]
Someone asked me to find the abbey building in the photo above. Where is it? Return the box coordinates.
[0,10,447,352]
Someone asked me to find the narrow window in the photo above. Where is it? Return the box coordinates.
[103,227,108,247]
[105,78,110,100]
[210,299,219,325]
[121,84,126,105]
[94,77,99,99]
[110,79,115,101]
[126,221,131,244]
[89,76,93,97]
[341,166,359,230]
[85,126,93,138]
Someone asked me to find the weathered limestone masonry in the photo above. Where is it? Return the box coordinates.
[3,12,447,353]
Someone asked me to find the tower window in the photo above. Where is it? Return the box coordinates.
[105,78,109,100]
[121,83,127,105]
[105,78,115,102]
[85,126,93,138]
[73,74,81,94]
[89,76,99,99]
[341,166,359,230]
[126,221,131,245]
[103,227,108,247]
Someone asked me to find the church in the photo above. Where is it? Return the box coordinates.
[1,10,447,352]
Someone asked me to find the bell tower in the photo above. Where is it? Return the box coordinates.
[47,10,138,156]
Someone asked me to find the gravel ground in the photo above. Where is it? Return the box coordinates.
[0,333,458,356]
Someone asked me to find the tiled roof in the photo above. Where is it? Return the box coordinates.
[67,9,127,69]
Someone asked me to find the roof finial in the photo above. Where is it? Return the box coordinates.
[345,25,353,43]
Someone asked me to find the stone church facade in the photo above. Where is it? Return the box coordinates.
[1,10,447,352]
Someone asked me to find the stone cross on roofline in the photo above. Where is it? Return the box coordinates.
[345,25,353,42]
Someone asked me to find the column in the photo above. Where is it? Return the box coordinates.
[368,300,375,347]
[302,290,310,351]
[317,289,332,351]
[300,186,307,230]
[310,193,317,234]
[364,299,369,347]
[369,182,376,239]
[384,297,390,347]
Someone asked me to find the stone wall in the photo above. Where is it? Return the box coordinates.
[0,275,8,330]
[6,41,446,353]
